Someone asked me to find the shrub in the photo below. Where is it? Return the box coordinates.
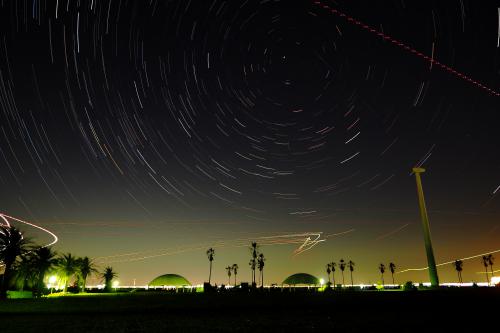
[403,281,417,291]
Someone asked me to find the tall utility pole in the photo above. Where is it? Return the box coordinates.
[412,167,439,287]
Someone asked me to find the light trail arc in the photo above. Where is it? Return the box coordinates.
[0,213,59,248]
[397,248,500,274]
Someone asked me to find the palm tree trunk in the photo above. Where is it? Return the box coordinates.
[341,271,344,286]
[490,264,495,277]
[37,275,44,298]
[381,274,384,286]
[332,272,335,286]
[0,262,13,299]
[82,273,89,292]
[350,271,353,287]
[209,261,212,284]
[234,273,237,286]
[391,273,395,285]
[261,270,264,288]
[485,268,489,284]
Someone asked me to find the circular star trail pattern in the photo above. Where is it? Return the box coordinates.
[0,0,499,226]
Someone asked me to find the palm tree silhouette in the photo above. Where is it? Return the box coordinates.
[257,253,265,287]
[326,264,331,284]
[225,265,232,286]
[13,254,36,292]
[348,260,355,287]
[57,253,78,293]
[250,242,258,286]
[0,226,30,299]
[339,259,346,286]
[389,262,396,285]
[331,262,337,286]
[482,255,490,284]
[487,254,495,277]
[232,264,239,286]
[31,247,58,296]
[77,256,97,292]
[379,263,386,287]
[206,248,215,284]
[453,260,463,284]
[101,266,117,292]
[249,258,256,286]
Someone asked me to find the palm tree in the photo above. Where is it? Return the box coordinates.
[482,255,490,284]
[0,226,31,299]
[101,266,117,292]
[206,248,215,284]
[257,253,265,287]
[31,247,58,296]
[348,260,355,287]
[250,242,258,286]
[57,253,78,293]
[13,254,36,292]
[379,263,386,286]
[389,262,396,285]
[331,262,337,286]
[487,254,495,277]
[339,259,346,286]
[225,266,232,286]
[452,260,463,284]
[77,256,97,292]
[249,258,256,286]
[326,264,332,284]
[232,264,239,286]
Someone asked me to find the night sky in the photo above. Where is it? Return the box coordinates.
[0,0,499,286]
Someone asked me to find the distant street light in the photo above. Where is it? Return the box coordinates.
[412,167,440,287]
[491,276,500,286]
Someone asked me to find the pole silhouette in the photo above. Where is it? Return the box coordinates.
[413,167,439,287]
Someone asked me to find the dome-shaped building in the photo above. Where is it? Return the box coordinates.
[282,273,319,286]
[148,274,191,287]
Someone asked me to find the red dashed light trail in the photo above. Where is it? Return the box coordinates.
[312,0,500,97]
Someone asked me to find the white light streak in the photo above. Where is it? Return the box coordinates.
[398,248,500,274]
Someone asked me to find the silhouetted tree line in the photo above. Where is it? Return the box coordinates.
[0,225,117,299]
[206,242,266,288]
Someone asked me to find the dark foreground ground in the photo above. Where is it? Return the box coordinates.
[0,288,498,332]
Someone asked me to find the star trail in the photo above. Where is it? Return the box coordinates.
[0,0,499,285]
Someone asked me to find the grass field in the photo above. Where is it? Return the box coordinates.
[0,288,498,332]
